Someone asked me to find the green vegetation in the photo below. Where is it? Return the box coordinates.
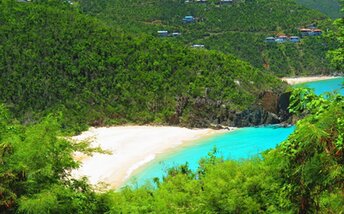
[78,0,338,76]
[0,0,343,213]
[1,89,343,213]
[0,0,285,131]
[296,0,342,18]
[327,10,344,70]
[0,106,104,213]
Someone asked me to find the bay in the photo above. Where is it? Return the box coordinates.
[128,77,343,187]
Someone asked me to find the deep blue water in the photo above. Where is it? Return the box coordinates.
[127,77,343,187]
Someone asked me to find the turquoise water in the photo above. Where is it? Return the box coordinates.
[296,77,344,95]
[129,126,295,187]
[128,77,343,187]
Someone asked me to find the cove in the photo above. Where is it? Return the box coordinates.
[128,125,295,187]
[127,77,344,187]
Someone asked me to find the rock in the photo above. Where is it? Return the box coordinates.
[277,91,291,122]
[259,91,278,114]
[232,108,281,127]
[170,90,292,128]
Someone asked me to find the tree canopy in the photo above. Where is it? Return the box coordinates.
[296,0,342,18]
[0,0,285,132]
[78,0,339,76]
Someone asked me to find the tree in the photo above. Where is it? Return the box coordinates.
[279,88,344,213]
[327,3,344,70]
[0,106,104,213]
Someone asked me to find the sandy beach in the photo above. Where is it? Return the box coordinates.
[71,126,229,189]
[281,76,340,85]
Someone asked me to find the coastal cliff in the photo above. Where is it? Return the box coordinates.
[171,91,291,128]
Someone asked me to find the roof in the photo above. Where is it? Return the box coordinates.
[275,38,286,42]
[184,16,194,19]
[300,28,312,32]
[192,44,205,48]
[313,29,322,32]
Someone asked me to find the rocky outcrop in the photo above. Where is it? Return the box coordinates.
[170,90,292,128]
[277,91,291,122]
[229,108,281,127]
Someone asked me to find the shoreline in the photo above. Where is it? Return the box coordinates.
[281,76,341,85]
[71,125,232,189]
[124,127,240,187]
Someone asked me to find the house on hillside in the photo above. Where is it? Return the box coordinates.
[157,31,169,37]
[275,35,288,43]
[289,36,300,43]
[172,32,182,37]
[219,0,233,4]
[195,0,207,3]
[192,44,205,48]
[16,0,31,2]
[313,29,322,36]
[300,28,312,37]
[300,28,322,37]
[265,37,276,43]
[183,16,195,23]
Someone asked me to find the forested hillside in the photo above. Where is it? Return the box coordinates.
[0,0,284,131]
[296,0,342,18]
[78,0,338,76]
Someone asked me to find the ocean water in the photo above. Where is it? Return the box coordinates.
[128,126,295,187]
[296,77,344,95]
[127,77,343,187]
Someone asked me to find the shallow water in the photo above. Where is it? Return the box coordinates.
[128,126,294,187]
[128,77,343,187]
[296,77,344,95]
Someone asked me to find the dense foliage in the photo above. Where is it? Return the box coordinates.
[2,88,342,213]
[78,0,338,76]
[327,8,344,70]
[0,105,104,213]
[296,0,342,18]
[0,0,284,131]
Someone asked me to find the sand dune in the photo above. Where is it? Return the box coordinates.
[71,126,228,189]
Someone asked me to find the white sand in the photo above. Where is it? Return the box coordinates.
[281,76,340,85]
[71,126,228,189]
